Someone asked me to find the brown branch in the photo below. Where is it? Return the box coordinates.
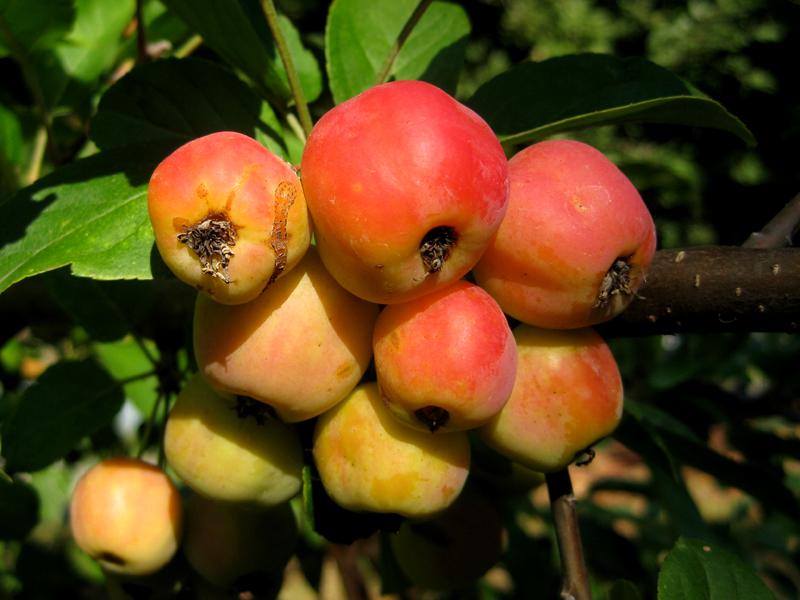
[135,0,149,64]
[330,543,370,600]
[597,247,800,337]
[546,468,593,600]
[743,192,800,249]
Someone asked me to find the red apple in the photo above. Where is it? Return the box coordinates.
[301,80,509,304]
[373,280,517,432]
[474,139,656,329]
[148,131,310,305]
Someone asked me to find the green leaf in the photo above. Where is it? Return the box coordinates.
[34,0,135,112]
[44,270,160,342]
[1,359,124,473]
[163,0,322,103]
[466,54,755,146]
[0,145,170,296]
[658,538,775,600]
[94,338,159,417]
[91,57,286,156]
[0,478,39,540]
[0,0,74,56]
[326,0,470,104]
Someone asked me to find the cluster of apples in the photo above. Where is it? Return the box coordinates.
[69,80,656,592]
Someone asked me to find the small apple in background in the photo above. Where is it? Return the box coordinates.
[301,80,509,304]
[474,139,656,329]
[194,247,379,422]
[479,325,623,472]
[69,458,182,576]
[390,486,505,591]
[312,382,471,519]
[373,280,517,433]
[182,493,297,591]
[148,131,310,305]
[164,373,303,506]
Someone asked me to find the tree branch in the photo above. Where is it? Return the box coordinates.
[546,468,593,600]
[743,192,800,249]
[598,247,800,337]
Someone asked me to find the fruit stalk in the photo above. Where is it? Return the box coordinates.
[546,468,593,600]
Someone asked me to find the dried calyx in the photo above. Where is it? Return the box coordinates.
[420,226,458,274]
[594,258,633,308]
[415,405,450,433]
[177,214,237,283]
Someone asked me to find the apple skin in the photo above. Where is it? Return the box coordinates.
[312,382,470,519]
[390,487,504,591]
[473,139,656,329]
[148,131,310,305]
[164,373,303,506]
[69,458,183,577]
[478,325,623,473]
[373,280,517,433]
[194,246,379,422]
[182,494,297,590]
[301,80,509,304]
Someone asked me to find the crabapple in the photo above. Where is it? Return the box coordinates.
[69,458,182,576]
[301,80,509,304]
[312,383,470,519]
[194,247,379,422]
[390,487,505,590]
[473,139,656,329]
[373,280,517,433]
[148,131,310,305]
[182,493,297,590]
[478,326,623,472]
[164,373,303,506]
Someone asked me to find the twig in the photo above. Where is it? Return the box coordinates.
[743,192,800,249]
[374,0,434,85]
[135,0,149,64]
[546,468,593,600]
[330,543,370,600]
[258,0,313,138]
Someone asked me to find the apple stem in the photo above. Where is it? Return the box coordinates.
[375,0,435,85]
[546,468,593,600]
[258,0,313,138]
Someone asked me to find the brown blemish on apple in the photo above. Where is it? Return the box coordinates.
[336,362,354,379]
[177,213,237,283]
[420,226,458,274]
[266,181,297,287]
[98,551,126,566]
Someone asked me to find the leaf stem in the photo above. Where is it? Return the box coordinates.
[23,125,48,185]
[546,468,593,600]
[259,0,313,137]
[374,0,434,85]
[174,33,203,59]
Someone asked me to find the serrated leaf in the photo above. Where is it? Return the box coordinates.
[0,478,39,539]
[0,0,74,56]
[658,538,775,600]
[0,145,170,296]
[91,57,286,157]
[466,54,755,146]
[1,359,124,472]
[163,0,321,103]
[326,0,470,104]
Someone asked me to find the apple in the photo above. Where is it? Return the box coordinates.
[194,246,379,422]
[69,458,182,576]
[148,131,310,305]
[473,139,656,329]
[478,325,623,472]
[390,486,505,590]
[301,80,509,304]
[373,280,517,432]
[182,493,297,590]
[164,373,303,506]
[312,382,470,519]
